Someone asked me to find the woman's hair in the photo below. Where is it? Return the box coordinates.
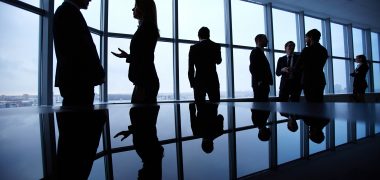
[136,0,160,37]
[356,54,367,63]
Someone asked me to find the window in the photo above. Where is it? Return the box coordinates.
[0,3,39,107]
[20,0,40,7]
[331,23,346,57]
[353,28,364,56]
[272,9,297,50]
[178,0,225,43]
[108,0,135,34]
[232,0,265,46]
[372,32,379,61]
[333,59,349,93]
[233,48,252,98]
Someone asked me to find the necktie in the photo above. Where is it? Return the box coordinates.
[287,55,292,67]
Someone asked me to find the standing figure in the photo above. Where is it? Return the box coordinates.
[53,0,105,106]
[275,41,301,102]
[249,34,273,102]
[294,29,328,102]
[112,0,160,103]
[350,55,369,102]
[188,27,222,103]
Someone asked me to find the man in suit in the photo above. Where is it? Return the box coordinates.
[276,41,301,102]
[294,29,328,102]
[53,0,105,106]
[188,27,222,103]
[250,34,273,102]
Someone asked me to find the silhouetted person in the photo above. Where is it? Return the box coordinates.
[188,27,222,103]
[53,0,105,106]
[112,0,160,103]
[251,109,271,141]
[287,117,299,132]
[350,54,369,102]
[189,102,224,153]
[302,117,330,144]
[250,34,273,102]
[114,105,163,180]
[294,29,328,102]
[276,41,301,102]
[55,109,107,179]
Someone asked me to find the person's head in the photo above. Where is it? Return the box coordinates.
[258,127,271,141]
[285,41,295,55]
[255,34,268,48]
[198,27,210,40]
[201,138,214,154]
[309,127,325,144]
[305,29,321,46]
[69,0,91,9]
[287,119,299,132]
[133,0,158,23]
[355,54,367,64]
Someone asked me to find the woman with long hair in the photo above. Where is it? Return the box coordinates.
[350,54,369,102]
[112,0,160,103]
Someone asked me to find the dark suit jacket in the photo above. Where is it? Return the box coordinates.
[53,2,105,88]
[351,63,369,92]
[188,39,222,88]
[127,21,160,89]
[294,43,328,87]
[276,53,300,89]
[249,48,273,87]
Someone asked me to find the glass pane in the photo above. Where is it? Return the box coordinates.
[178,0,225,43]
[333,59,349,93]
[371,32,379,61]
[353,28,364,56]
[156,0,173,38]
[108,38,133,102]
[331,23,346,57]
[373,62,380,92]
[233,48,252,98]
[0,3,39,107]
[232,0,265,46]
[155,42,174,101]
[19,0,39,7]
[272,9,297,50]
[304,16,324,46]
[54,0,100,29]
[108,0,136,34]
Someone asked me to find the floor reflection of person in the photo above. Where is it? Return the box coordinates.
[302,117,330,144]
[189,102,224,153]
[251,109,271,141]
[114,105,163,180]
[55,109,107,179]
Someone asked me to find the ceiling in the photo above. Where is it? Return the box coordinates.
[247,0,380,32]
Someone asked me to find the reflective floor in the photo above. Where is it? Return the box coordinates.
[0,102,379,180]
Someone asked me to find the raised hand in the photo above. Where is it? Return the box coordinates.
[111,48,129,58]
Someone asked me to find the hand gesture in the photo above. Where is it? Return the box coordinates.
[114,130,131,141]
[111,48,129,58]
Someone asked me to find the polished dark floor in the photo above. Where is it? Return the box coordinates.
[0,101,379,180]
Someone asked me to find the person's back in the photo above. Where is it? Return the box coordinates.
[191,39,221,86]
[300,43,328,86]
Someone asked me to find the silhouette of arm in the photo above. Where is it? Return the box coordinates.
[188,46,196,88]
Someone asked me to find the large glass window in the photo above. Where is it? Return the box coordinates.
[178,0,225,43]
[233,48,252,98]
[373,62,380,92]
[333,59,349,93]
[20,0,40,7]
[272,9,297,50]
[232,0,265,47]
[155,42,175,101]
[331,23,346,57]
[353,28,364,56]
[372,32,379,61]
[108,0,136,34]
[0,3,39,107]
